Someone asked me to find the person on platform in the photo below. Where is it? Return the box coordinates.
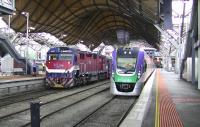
[32,60,37,76]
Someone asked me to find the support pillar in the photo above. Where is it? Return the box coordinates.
[175,49,179,74]
[198,47,200,89]
[198,0,200,89]
[192,37,195,85]
[175,45,182,75]
[168,56,172,71]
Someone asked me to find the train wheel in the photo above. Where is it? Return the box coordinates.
[82,77,87,85]
[44,83,51,89]
[70,79,76,87]
[45,79,52,89]
[73,78,78,86]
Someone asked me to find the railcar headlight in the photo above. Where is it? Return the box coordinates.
[112,72,114,78]
[138,71,141,78]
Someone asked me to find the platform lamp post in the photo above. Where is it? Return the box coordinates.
[21,11,29,75]
[29,26,35,32]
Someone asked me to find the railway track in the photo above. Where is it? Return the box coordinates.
[73,96,137,127]
[0,81,110,127]
[38,94,137,127]
[0,88,59,107]
[0,80,110,107]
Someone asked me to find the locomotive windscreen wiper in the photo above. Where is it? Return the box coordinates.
[117,66,126,70]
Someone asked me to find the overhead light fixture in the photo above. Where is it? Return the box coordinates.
[62,34,67,37]
[21,11,29,16]
[29,26,35,30]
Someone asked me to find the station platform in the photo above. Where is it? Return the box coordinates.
[0,74,44,80]
[121,69,200,127]
[0,74,45,96]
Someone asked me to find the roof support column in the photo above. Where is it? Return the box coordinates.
[175,45,181,75]
[198,0,200,39]
[192,34,195,85]
[198,0,200,89]
[198,41,200,89]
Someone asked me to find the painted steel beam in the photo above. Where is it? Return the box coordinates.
[154,24,178,48]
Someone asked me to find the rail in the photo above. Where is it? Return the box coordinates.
[0,82,110,126]
[120,70,156,127]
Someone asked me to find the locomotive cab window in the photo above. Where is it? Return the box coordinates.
[59,54,72,60]
[48,54,57,60]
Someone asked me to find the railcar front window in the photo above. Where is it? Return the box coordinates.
[59,54,72,60]
[117,58,136,72]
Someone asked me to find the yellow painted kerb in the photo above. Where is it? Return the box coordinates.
[155,70,160,127]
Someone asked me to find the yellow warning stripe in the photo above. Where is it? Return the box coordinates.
[155,70,160,127]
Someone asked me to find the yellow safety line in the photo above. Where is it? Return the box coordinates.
[155,70,160,127]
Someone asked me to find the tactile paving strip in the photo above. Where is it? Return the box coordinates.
[156,70,183,127]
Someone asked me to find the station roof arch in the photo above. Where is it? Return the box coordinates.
[3,0,161,48]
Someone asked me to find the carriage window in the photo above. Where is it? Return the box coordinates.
[48,54,57,60]
[80,53,85,59]
[102,58,105,63]
[93,54,97,59]
[86,54,92,57]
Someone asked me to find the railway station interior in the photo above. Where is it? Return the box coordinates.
[0,0,199,127]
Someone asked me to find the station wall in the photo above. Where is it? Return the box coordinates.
[182,57,198,82]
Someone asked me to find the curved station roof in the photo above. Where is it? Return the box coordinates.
[3,0,161,48]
